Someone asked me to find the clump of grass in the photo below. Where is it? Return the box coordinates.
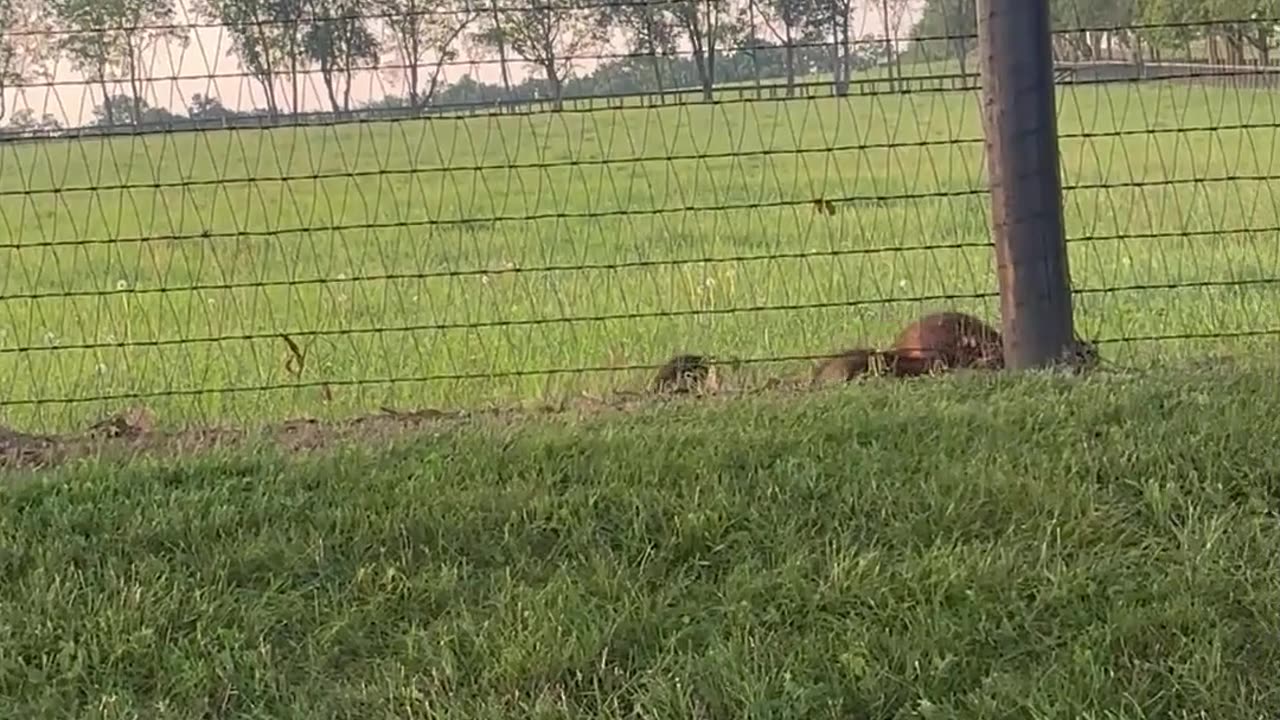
[2,366,1278,718]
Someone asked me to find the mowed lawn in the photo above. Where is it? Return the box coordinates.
[2,368,1279,717]
[2,76,1280,430]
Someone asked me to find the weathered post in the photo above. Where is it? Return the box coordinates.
[977,0,1076,369]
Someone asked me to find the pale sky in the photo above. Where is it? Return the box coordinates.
[6,0,923,127]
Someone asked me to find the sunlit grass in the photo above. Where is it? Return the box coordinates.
[2,366,1278,717]
[2,75,1280,430]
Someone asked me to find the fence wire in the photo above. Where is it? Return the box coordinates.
[2,0,1280,434]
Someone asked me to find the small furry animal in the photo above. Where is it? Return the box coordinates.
[880,349,947,377]
[894,310,1102,373]
[1062,337,1102,373]
[811,348,877,384]
[891,311,1005,370]
[811,348,942,384]
[652,354,719,394]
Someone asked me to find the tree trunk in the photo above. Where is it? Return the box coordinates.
[543,62,563,110]
[127,49,143,126]
[784,25,795,97]
[839,10,851,93]
[650,45,665,93]
[290,57,300,114]
[99,77,113,125]
[1226,29,1245,65]
[407,0,421,106]
[831,8,846,95]
[643,15,665,94]
[322,63,341,112]
[1247,23,1273,66]
[425,58,447,105]
[256,72,279,116]
[251,21,280,117]
[418,19,468,108]
[690,42,710,100]
[408,56,420,108]
[747,0,760,93]
[881,0,893,91]
[1068,32,1090,60]
[406,29,421,107]
[705,44,716,101]
[684,8,712,101]
[288,25,301,114]
[490,5,512,95]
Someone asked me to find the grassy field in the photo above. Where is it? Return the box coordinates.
[3,72,1280,431]
[2,367,1279,717]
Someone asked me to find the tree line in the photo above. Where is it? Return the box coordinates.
[0,0,912,128]
[1,0,1276,130]
[911,0,1280,76]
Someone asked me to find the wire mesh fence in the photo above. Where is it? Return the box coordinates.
[1,0,1279,435]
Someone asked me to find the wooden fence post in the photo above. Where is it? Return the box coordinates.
[977,0,1077,369]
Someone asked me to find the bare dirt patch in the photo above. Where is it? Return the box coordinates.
[2,344,1113,474]
[0,380,816,473]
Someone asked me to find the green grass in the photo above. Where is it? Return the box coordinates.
[4,70,1280,431]
[2,368,1279,717]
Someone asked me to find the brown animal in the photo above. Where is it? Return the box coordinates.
[811,348,943,384]
[811,348,877,384]
[881,350,947,377]
[892,311,1103,373]
[891,311,1005,371]
[1062,337,1102,373]
[652,354,719,394]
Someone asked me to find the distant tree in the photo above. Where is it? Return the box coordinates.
[875,0,913,85]
[48,0,188,125]
[432,71,504,104]
[90,92,183,125]
[756,0,823,94]
[0,0,56,123]
[604,0,741,100]
[669,0,742,100]
[362,93,408,108]
[807,0,859,93]
[905,0,975,75]
[1243,1,1280,65]
[599,0,679,92]
[374,0,476,108]
[1049,0,1137,60]
[718,31,785,83]
[198,0,275,115]
[473,0,608,109]
[834,0,854,91]
[480,2,514,94]
[197,0,311,115]
[187,92,237,119]
[1136,0,1207,61]
[7,107,63,131]
[304,0,380,112]
[1203,0,1280,65]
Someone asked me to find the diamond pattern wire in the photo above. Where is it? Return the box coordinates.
[2,0,1279,433]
